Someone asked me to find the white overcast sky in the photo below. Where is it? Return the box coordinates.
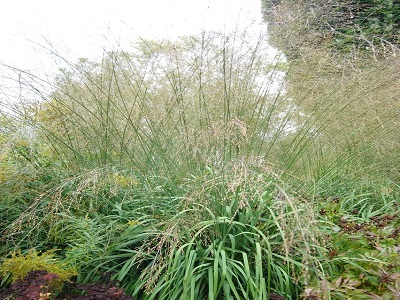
[0,0,265,70]
[0,0,284,108]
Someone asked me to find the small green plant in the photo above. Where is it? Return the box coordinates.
[0,249,76,287]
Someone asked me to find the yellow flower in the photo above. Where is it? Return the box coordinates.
[112,174,138,188]
[127,220,140,226]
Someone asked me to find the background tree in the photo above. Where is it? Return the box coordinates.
[261,0,400,182]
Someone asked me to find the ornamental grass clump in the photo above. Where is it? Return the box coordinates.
[0,24,399,299]
[88,163,326,300]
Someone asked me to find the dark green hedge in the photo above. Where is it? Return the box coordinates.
[332,0,400,50]
[261,0,400,53]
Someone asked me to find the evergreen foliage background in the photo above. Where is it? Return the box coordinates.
[262,0,400,54]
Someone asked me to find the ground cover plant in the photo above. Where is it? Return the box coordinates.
[0,6,399,299]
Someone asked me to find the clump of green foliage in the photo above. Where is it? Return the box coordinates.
[0,249,76,286]
[87,167,325,299]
